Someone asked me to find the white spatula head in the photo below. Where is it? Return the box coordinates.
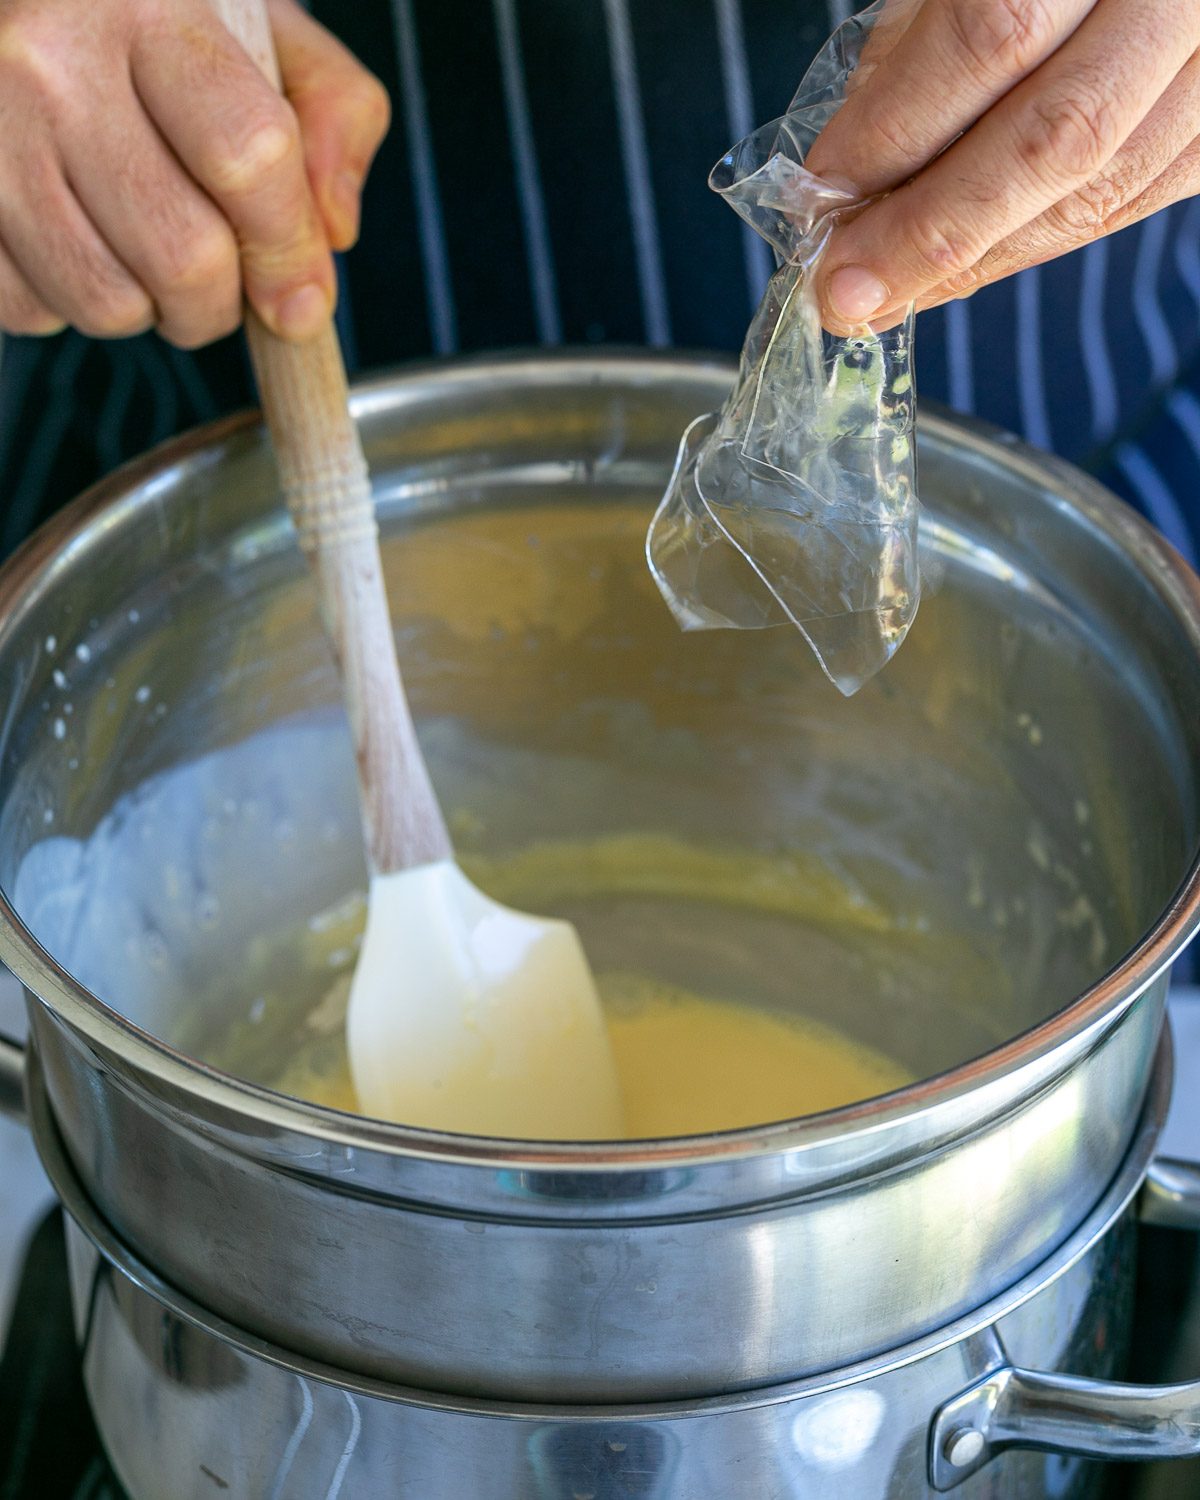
[346,861,625,1139]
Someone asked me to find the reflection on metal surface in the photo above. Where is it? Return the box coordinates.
[931,1139,1200,1491]
[18,1037,1184,1500]
[0,1033,23,1121]
[790,1387,887,1469]
[1140,1158,1200,1231]
[267,1378,314,1500]
[527,1422,679,1500]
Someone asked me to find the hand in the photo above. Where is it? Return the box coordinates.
[0,0,390,346]
[806,0,1200,332]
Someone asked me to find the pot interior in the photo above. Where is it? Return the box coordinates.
[1,357,1197,1128]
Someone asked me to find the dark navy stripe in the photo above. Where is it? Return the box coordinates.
[492,0,562,344]
[1133,212,1176,390]
[712,0,774,315]
[1079,237,1119,450]
[1102,210,1156,429]
[944,298,976,414]
[1029,253,1088,458]
[334,254,360,374]
[410,0,538,350]
[954,275,1024,444]
[738,0,829,129]
[390,0,459,353]
[1163,200,1200,374]
[516,0,645,345]
[313,0,434,366]
[916,302,949,416]
[627,0,748,349]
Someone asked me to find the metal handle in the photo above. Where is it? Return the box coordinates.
[1140,1156,1200,1229]
[930,1155,1200,1490]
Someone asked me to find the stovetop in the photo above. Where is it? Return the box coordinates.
[0,1209,123,1500]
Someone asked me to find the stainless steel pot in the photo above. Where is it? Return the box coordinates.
[0,354,1197,1406]
[25,1030,1200,1499]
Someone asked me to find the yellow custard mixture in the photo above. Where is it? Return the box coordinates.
[272,969,909,1138]
[201,831,929,1138]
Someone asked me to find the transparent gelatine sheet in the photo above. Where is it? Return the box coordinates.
[646,0,918,696]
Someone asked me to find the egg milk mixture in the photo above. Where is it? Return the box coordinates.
[276,968,908,1137]
[213,831,913,1137]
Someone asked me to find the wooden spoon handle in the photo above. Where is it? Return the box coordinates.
[208,0,451,874]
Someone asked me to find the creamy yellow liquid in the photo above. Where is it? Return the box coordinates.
[603,975,909,1136]
[272,970,909,1138]
[200,831,921,1137]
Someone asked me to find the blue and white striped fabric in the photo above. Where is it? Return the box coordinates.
[2,0,1197,572]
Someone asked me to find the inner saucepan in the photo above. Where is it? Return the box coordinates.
[1,360,1195,1138]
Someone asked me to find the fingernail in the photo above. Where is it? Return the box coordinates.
[276,282,329,340]
[826,265,890,324]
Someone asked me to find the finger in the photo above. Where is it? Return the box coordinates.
[60,88,241,349]
[841,0,925,99]
[268,0,391,251]
[902,52,1200,317]
[0,234,65,336]
[130,6,335,341]
[1085,135,1200,233]
[0,155,153,338]
[818,0,1200,331]
[809,0,1096,196]
[973,58,1200,276]
[911,149,1200,318]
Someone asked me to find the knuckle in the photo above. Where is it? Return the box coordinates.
[1044,174,1125,239]
[78,285,154,338]
[0,292,62,336]
[57,240,153,336]
[939,264,986,299]
[156,222,238,296]
[902,211,982,281]
[244,227,325,279]
[945,0,1057,82]
[159,305,241,350]
[355,72,391,143]
[208,101,301,195]
[1023,84,1122,185]
[0,17,61,102]
[865,105,929,168]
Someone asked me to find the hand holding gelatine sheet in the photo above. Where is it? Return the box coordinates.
[647,1,919,696]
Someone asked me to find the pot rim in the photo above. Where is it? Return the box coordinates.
[0,349,1198,1170]
[31,1025,1170,1416]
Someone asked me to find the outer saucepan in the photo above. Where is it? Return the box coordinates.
[22,1031,1200,1499]
[0,354,1196,1406]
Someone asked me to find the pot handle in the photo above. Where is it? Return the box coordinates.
[929,1155,1200,1490]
